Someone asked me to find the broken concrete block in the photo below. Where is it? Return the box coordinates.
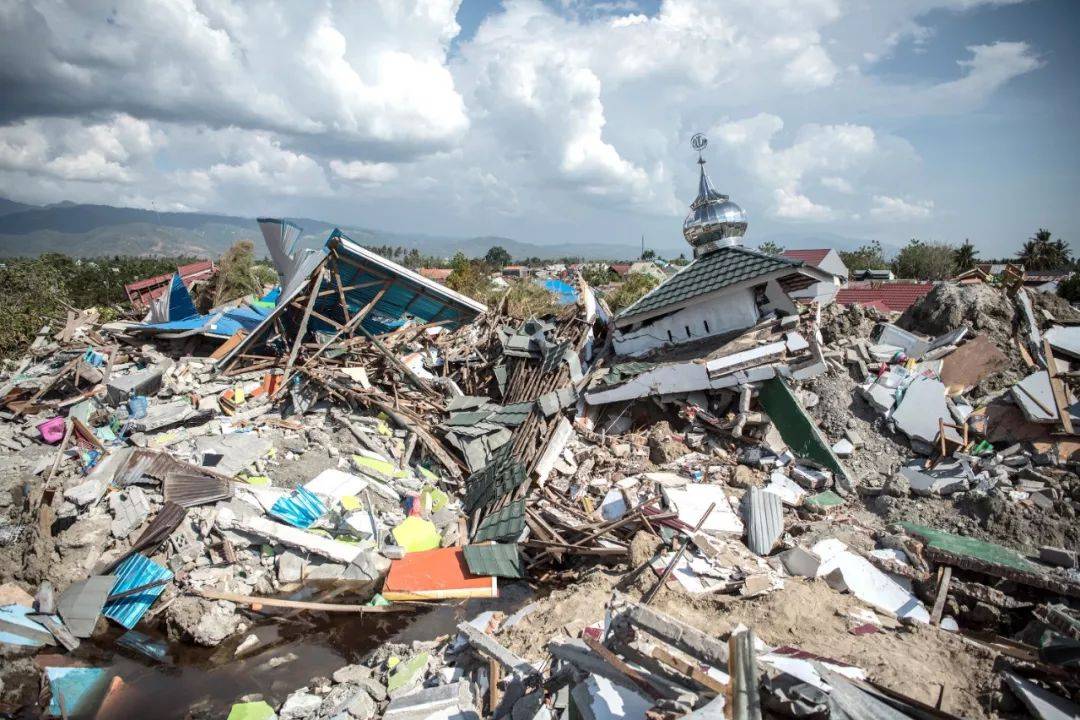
[279,690,322,720]
[860,383,895,415]
[277,551,305,583]
[892,378,952,447]
[1039,546,1077,569]
[109,487,150,539]
[780,547,820,577]
[346,689,377,720]
[898,463,967,497]
[383,681,474,720]
[63,477,107,508]
[831,439,854,457]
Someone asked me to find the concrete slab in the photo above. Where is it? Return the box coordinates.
[898,462,967,497]
[892,377,950,445]
[1045,325,1080,360]
[1011,371,1080,425]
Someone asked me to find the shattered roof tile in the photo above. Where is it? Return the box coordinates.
[447,410,496,427]
[488,402,534,427]
[463,544,524,578]
[616,246,803,322]
[472,499,526,542]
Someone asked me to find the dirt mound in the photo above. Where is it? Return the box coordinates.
[1030,288,1080,322]
[898,283,1016,347]
[819,302,887,346]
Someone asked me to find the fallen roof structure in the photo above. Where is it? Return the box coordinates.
[217,221,486,384]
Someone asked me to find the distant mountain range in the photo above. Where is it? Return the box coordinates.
[0,197,889,262]
[0,198,645,261]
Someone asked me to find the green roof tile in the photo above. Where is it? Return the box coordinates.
[463,543,524,578]
[616,246,802,321]
[473,499,526,542]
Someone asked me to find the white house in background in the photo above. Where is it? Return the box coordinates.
[780,249,848,304]
[627,261,667,283]
[611,147,834,358]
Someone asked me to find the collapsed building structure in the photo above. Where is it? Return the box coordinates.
[0,139,1077,720]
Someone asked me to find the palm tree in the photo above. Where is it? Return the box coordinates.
[954,239,978,271]
[1019,229,1054,270]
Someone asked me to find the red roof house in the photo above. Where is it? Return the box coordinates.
[419,268,452,283]
[124,260,216,308]
[835,282,934,313]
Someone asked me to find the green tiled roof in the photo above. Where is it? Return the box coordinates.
[473,499,526,542]
[463,543,524,578]
[616,246,803,321]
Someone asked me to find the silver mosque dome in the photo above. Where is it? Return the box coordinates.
[682,135,747,257]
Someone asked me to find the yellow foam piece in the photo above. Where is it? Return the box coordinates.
[391,516,441,553]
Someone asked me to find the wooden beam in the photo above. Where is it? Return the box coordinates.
[194,587,414,613]
[930,565,952,626]
[282,270,325,379]
[278,283,391,396]
[1042,338,1075,435]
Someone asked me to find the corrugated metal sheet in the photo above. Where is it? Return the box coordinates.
[103,502,187,574]
[270,486,327,528]
[473,499,526,543]
[463,543,524,578]
[746,487,783,556]
[103,554,172,629]
[163,471,232,507]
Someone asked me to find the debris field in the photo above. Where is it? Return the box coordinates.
[0,217,1078,720]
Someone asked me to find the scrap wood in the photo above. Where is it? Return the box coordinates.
[929,566,952,626]
[642,502,715,605]
[922,544,1080,599]
[194,588,414,613]
[647,644,726,695]
[582,635,666,701]
[1042,338,1075,435]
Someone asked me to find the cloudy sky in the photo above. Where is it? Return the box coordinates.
[0,0,1077,257]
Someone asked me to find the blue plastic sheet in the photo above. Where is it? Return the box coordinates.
[542,278,578,304]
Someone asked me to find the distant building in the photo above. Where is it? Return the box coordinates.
[611,148,833,357]
[609,263,633,278]
[780,249,847,304]
[419,267,452,283]
[850,268,894,281]
[628,261,667,283]
[502,265,528,278]
[1024,270,1074,293]
[835,282,934,313]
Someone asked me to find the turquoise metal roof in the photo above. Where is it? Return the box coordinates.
[302,230,485,335]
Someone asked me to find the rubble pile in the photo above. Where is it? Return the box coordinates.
[0,213,1077,720]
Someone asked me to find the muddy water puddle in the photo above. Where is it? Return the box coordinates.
[32,585,532,719]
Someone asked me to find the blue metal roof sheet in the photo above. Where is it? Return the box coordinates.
[103,554,172,629]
